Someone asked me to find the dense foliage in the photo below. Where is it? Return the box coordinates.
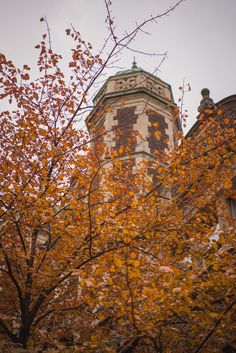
[0,5,235,352]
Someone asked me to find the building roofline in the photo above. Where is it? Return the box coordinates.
[186,94,236,138]
[217,94,236,108]
[92,68,174,104]
[112,68,172,88]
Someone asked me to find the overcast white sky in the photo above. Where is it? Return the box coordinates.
[0,0,235,130]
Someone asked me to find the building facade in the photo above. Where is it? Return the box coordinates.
[86,64,236,224]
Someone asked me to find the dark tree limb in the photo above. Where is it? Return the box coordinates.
[193,298,236,353]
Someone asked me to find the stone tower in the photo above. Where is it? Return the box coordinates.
[86,62,181,164]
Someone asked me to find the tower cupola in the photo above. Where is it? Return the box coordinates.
[86,64,180,163]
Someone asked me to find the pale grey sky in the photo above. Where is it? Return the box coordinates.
[0,0,235,130]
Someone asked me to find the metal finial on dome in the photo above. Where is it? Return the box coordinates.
[132,57,138,69]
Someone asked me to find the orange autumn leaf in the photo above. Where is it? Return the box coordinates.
[21,73,30,80]
[224,180,233,189]
[154,130,162,139]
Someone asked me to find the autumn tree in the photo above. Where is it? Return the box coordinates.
[0,1,235,352]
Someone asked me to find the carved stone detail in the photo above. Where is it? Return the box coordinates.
[115,76,137,91]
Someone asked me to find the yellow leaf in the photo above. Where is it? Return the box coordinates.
[114,256,123,267]
[132,260,139,268]
[213,264,219,271]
